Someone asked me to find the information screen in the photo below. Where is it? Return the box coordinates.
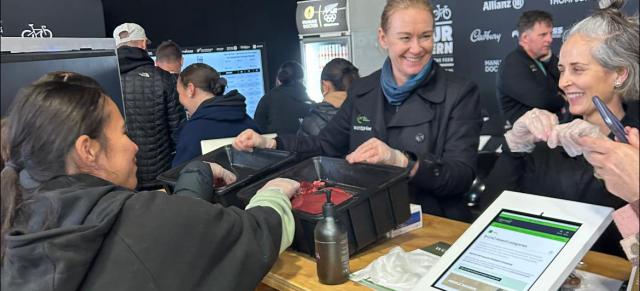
[1,50,124,117]
[433,210,580,291]
[151,44,267,117]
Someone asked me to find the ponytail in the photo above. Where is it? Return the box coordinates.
[1,164,23,262]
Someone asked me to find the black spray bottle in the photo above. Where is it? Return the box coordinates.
[314,190,350,284]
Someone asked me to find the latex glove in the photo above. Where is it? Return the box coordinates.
[232,129,276,152]
[579,127,640,203]
[345,138,408,167]
[260,178,300,199]
[505,108,558,152]
[205,162,237,187]
[548,119,606,157]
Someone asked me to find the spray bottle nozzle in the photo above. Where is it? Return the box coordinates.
[324,189,332,205]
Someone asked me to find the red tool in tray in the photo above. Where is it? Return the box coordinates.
[292,180,353,215]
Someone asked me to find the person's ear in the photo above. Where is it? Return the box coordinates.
[187,83,197,97]
[378,27,388,50]
[321,80,333,95]
[180,57,184,68]
[614,67,629,87]
[73,135,101,167]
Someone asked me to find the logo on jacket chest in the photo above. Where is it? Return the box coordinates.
[353,114,372,132]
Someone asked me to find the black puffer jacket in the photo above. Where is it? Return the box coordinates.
[117,46,185,190]
[297,101,339,136]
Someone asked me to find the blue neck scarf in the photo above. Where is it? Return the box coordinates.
[380,57,434,105]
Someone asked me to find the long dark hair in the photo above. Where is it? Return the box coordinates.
[179,63,227,96]
[1,77,108,262]
[321,58,360,91]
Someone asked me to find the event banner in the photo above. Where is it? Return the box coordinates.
[1,0,105,38]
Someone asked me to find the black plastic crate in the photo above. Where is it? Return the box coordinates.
[157,145,295,207]
[237,156,410,256]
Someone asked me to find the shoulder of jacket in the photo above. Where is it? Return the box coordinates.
[351,70,381,96]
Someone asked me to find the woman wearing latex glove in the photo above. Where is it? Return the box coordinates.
[233,129,276,152]
[579,127,640,203]
[505,108,559,152]
[483,2,639,257]
[233,0,483,222]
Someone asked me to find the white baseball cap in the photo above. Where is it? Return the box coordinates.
[113,23,151,46]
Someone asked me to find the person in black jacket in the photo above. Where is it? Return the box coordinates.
[484,2,639,256]
[254,60,312,134]
[234,0,482,222]
[172,64,260,166]
[298,58,359,136]
[113,23,185,190]
[1,76,298,291]
[497,11,567,125]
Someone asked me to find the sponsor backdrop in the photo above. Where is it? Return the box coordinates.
[430,0,638,133]
[1,0,105,37]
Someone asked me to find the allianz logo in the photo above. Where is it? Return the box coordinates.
[470,29,502,43]
[483,0,525,11]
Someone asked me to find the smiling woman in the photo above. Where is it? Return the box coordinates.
[233,0,483,222]
[483,0,639,257]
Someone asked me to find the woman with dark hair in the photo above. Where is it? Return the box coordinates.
[298,58,360,136]
[235,0,482,222]
[172,63,260,166]
[483,0,639,256]
[254,60,313,135]
[1,74,298,291]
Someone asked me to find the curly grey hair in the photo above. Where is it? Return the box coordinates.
[563,0,639,101]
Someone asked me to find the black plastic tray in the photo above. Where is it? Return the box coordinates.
[237,156,410,256]
[157,145,296,207]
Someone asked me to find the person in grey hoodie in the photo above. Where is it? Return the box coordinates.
[1,74,297,291]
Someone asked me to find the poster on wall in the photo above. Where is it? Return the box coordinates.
[0,0,105,37]
[296,0,349,36]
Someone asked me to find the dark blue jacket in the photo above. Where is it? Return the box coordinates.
[172,90,260,166]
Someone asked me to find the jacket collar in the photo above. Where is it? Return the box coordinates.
[354,61,446,104]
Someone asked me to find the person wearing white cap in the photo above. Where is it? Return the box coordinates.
[113,22,185,190]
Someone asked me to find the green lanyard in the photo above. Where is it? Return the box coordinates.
[533,59,547,76]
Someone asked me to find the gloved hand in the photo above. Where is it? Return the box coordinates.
[260,178,300,199]
[205,162,237,187]
[548,119,606,157]
[345,138,408,167]
[232,129,276,152]
[505,108,558,152]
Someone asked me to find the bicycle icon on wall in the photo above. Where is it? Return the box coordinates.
[21,24,53,38]
[433,4,452,21]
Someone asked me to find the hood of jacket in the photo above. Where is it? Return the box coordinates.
[275,81,311,103]
[190,89,250,122]
[117,46,155,74]
[2,174,133,291]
